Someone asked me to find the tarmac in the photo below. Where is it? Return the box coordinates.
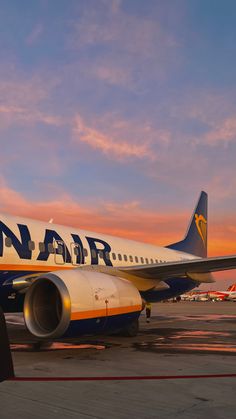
[1,301,236,418]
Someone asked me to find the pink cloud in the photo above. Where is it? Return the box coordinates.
[0,105,65,127]
[91,65,132,87]
[204,116,236,145]
[0,76,63,129]
[73,114,154,160]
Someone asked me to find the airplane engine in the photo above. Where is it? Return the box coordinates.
[24,269,142,339]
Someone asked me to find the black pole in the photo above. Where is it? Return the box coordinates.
[0,306,15,381]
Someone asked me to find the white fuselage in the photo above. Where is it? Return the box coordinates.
[0,213,195,272]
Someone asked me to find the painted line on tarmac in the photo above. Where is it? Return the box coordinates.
[8,373,236,381]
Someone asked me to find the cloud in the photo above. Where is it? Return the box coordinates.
[204,116,236,145]
[73,114,154,160]
[0,77,49,106]
[0,75,63,129]
[0,104,65,127]
[69,1,180,88]
[90,64,132,88]
[72,1,176,57]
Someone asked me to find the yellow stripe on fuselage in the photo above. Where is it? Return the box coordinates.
[0,263,73,272]
[71,304,142,321]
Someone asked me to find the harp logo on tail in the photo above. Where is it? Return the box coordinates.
[195,213,207,247]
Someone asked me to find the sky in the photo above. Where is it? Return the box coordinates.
[1,0,236,289]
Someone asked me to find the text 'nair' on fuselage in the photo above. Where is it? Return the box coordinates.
[0,219,113,266]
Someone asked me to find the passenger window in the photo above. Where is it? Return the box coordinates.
[48,243,54,254]
[57,244,63,255]
[39,242,45,252]
[145,258,149,264]
[150,258,153,264]
[135,256,139,263]
[98,250,104,258]
[105,251,110,260]
[155,259,158,263]
[112,253,116,260]
[124,254,128,261]
[5,237,12,247]
[91,249,96,258]
[74,247,79,256]
[83,248,88,257]
[28,240,35,251]
[140,257,144,264]
[118,254,122,261]
[129,255,133,262]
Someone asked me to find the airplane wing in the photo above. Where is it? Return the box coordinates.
[4,255,236,293]
[119,255,236,282]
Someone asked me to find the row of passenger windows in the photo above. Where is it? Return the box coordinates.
[4,237,89,256]
[4,237,166,264]
[104,252,163,264]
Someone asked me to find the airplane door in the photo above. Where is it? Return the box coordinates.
[54,240,66,265]
[70,242,83,266]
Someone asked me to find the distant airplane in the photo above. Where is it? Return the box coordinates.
[1,191,236,340]
[183,284,236,301]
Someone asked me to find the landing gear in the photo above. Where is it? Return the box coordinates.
[122,319,139,337]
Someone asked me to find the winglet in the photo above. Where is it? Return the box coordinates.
[167,191,208,257]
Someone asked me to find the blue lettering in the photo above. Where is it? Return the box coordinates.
[71,234,84,264]
[37,229,71,262]
[86,237,112,266]
[0,222,31,259]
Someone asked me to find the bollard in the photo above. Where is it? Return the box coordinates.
[0,306,15,381]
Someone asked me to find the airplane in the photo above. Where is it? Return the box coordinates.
[1,190,236,341]
[183,284,236,301]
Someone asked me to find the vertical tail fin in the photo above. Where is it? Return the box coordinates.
[167,191,208,257]
[227,284,236,292]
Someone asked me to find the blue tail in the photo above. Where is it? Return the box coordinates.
[167,191,208,257]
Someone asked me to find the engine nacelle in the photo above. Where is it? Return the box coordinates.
[24,269,142,339]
